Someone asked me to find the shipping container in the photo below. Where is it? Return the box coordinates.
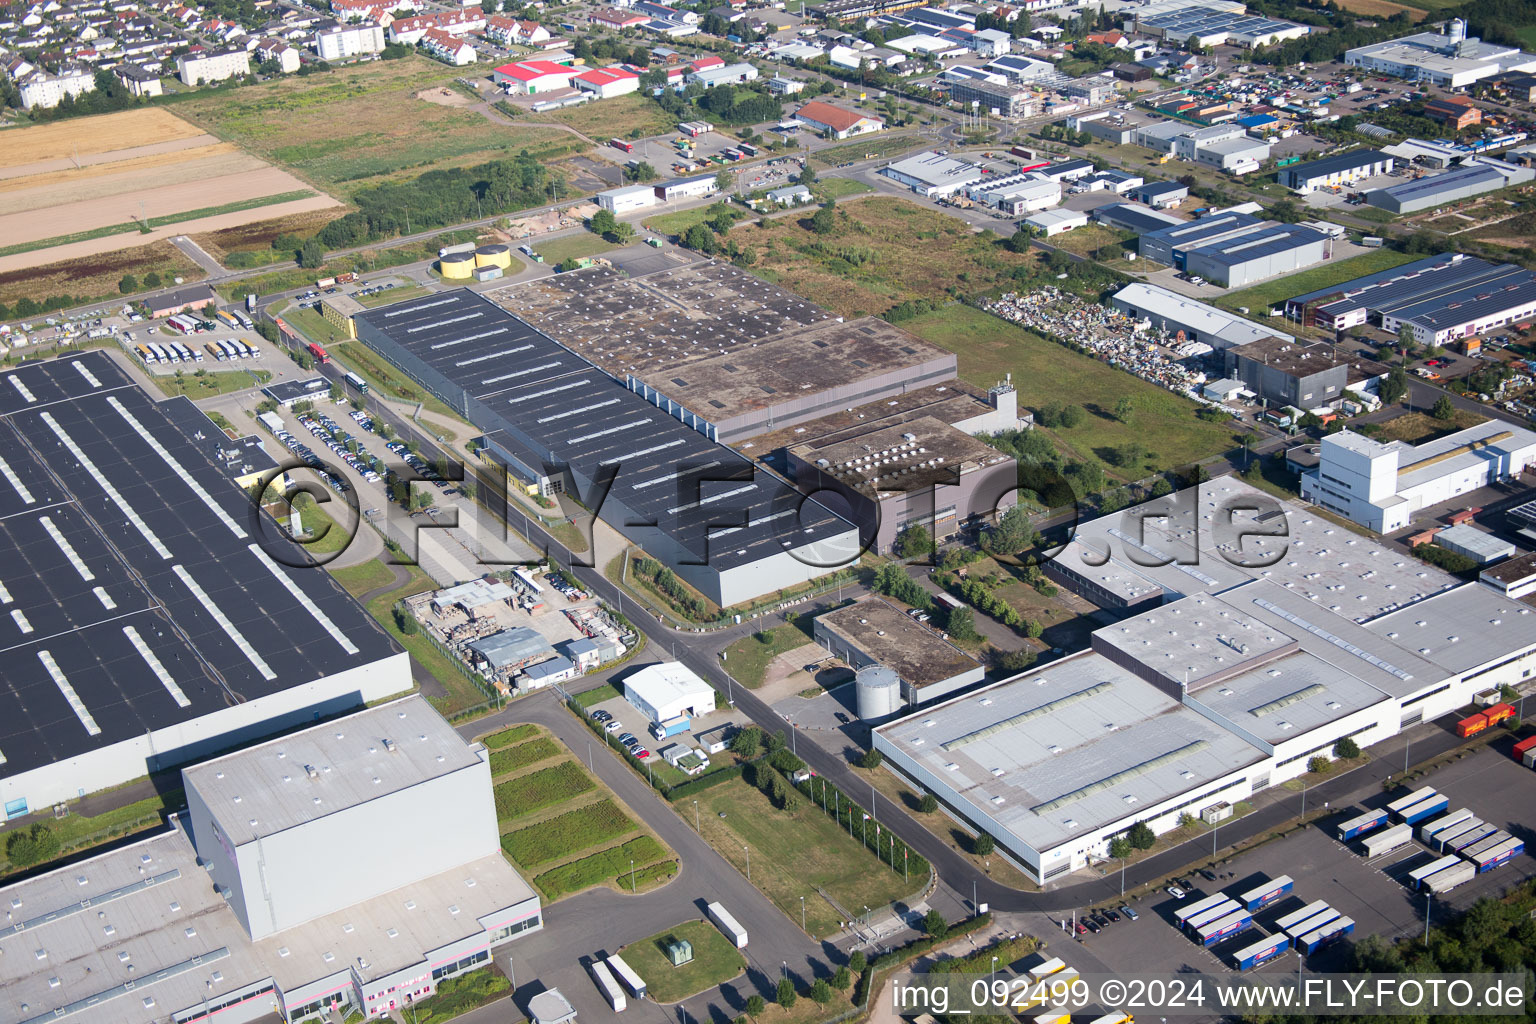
[1433,817,1484,852]
[1408,855,1462,889]
[1469,837,1524,872]
[1183,899,1242,934]
[1337,808,1389,842]
[607,954,646,999]
[708,901,747,948]
[1418,809,1473,844]
[589,961,626,1012]
[1295,916,1354,954]
[1426,860,1478,892]
[1513,736,1536,762]
[1386,787,1437,816]
[1274,901,1331,933]
[1448,824,1499,853]
[1398,794,1449,826]
[1361,823,1413,858]
[1237,875,1293,911]
[1484,702,1515,727]
[1457,714,1489,738]
[1234,934,1291,970]
[1196,910,1253,947]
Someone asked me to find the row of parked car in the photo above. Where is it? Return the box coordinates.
[299,412,384,484]
[1075,903,1140,935]
[589,708,650,761]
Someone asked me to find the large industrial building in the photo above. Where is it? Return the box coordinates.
[1365,158,1533,214]
[1299,424,1536,532]
[1,696,543,1024]
[1129,0,1309,48]
[1139,213,1331,288]
[1111,283,1290,349]
[1346,21,1536,88]
[352,289,860,607]
[0,353,409,822]
[1283,253,1536,344]
[1278,149,1395,193]
[814,598,984,711]
[1222,336,1351,410]
[876,478,1536,883]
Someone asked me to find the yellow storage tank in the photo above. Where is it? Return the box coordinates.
[440,251,476,280]
[475,243,512,270]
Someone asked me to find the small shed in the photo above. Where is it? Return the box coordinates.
[664,936,694,965]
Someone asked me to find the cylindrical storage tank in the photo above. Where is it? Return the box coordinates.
[856,665,902,721]
[475,243,512,269]
[440,251,476,280]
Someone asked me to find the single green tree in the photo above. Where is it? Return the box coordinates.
[1334,736,1360,759]
[144,271,162,287]
[1108,836,1133,859]
[1114,396,1135,423]
[832,965,852,990]
[1380,364,1410,404]
[1432,395,1456,420]
[919,793,939,813]
[811,978,833,1004]
[1308,754,1332,775]
[859,747,883,770]
[588,208,618,236]
[973,832,994,856]
[810,202,836,235]
[1127,821,1156,850]
[923,909,949,938]
[745,994,766,1016]
[299,238,326,269]
[683,223,718,253]
[848,950,867,974]
[716,167,735,192]
[897,523,934,559]
[118,274,138,294]
[947,606,980,642]
[777,977,796,1008]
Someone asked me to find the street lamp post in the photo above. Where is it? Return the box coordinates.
[630,858,636,893]
[693,799,699,833]
[991,956,999,990]
[1120,857,1126,896]
[800,895,806,932]
[1424,892,1432,943]
[745,844,751,883]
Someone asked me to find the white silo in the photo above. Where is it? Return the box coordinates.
[855,665,903,721]
[1448,18,1466,44]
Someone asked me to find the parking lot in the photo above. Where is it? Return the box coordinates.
[583,686,744,771]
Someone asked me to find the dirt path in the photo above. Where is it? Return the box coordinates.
[354,560,448,700]
[470,99,599,146]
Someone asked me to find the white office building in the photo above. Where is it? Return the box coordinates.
[1300,424,1536,533]
[623,662,717,722]
[594,184,658,213]
[316,21,387,60]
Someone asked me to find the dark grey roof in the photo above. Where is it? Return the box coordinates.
[1304,254,1536,329]
[352,290,855,572]
[1189,223,1329,268]
[1283,149,1391,180]
[0,352,392,782]
[1134,180,1188,198]
[263,376,331,404]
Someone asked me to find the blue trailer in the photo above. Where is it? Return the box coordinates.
[1183,899,1242,934]
[1234,933,1291,971]
[1286,909,1340,945]
[1386,787,1437,817]
[1433,817,1484,852]
[1407,855,1461,889]
[1173,893,1230,930]
[1419,808,1473,844]
[1397,793,1450,826]
[1470,837,1524,873]
[1236,875,1293,911]
[649,715,691,740]
[1448,824,1499,853]
[1461,831,1513,863]
[1274,901,1330,933]
[1197,910,1253,948]
[1337,808,1388,842]
[1296,916,1354,954]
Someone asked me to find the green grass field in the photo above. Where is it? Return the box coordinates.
[811,177,876,201]
[539,93,675,140]
[621,920,747,1003]
[535,835,671,901]
[573,682,620,709]
[643,203,747,239]
[178,57,582,195]
[144,366,271,399]
[481,723,539,748]
[500,799,637,868]
[280,304,348,345]
[811,133,926,166]
[534,232,622,264]
[332,341,464,423]
[493,762,594,819]
[1216,248,1418,313]
[487,736,561,777]
[698,778,918,938]
[902,304,1235,481]
[354,284,432,308]
[0,787,185,875]
[722,622,814,689]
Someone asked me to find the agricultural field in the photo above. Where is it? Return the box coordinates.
[537,93,675,141]
[177,56,585,195]
[730,197,1032,319]
[489,724,676,902]
[902,304,1236,481]
[1332,0,1427,19]
[0,239,203,309]
[0,108,334,268]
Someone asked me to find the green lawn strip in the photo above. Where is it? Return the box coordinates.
[480,722,539,748]
[699,778,917,938]
[487,736,561,777]
[281,304,349,346]
[721,622,814,688]
[144,367,271,399]
[811,177,876,201]
[407,968,510,1024]
[332,341,464,422]
[0,787,185,875]
[903,304,1233,479]
[532,834,669,901]
[573,682,619,708]
[643,204,749,239]
[620,919,747,1004]
[533,232,621,264]
[501,798,638,866]
[626,858,678,893]
[281,498,352,556]
[493,761,594,820]
[1215,248,1418,313]
[0,191,315,259]
[353,284,432,307]
[351,560,488,714]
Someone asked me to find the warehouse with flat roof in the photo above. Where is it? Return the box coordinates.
[815,598,984,706]
[1366,160,1533,214]
[1279,149,1394,192]
[2,696,542,1024]
[0,352,409,821]
[1140,214,1331,287]
[352,290,860,606]
[1111,282,1291,349]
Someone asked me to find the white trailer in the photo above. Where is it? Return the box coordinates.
[1419,808,1472,844]
[1360,823,1412,858]
[707,901,747,948]
[1425,860,1476,893]
[607,953,646,999]
[589,960,626,1012]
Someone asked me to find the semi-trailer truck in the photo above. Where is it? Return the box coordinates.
[708,901,747,948]
[1337,808,1388,842]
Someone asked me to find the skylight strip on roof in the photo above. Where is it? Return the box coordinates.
[384,295,458,318]
[16,946,230,1024]
[38,650,100,736]
[513,378,590,402]
[93,586,115,609]
[39,411,172,560]
[0,579,11,604]
[12,867,181,934]
[0,456,35,504]
[567,418,654,446]
[457,343,533,367]
[600,437,688,466]
[536,398,621,423]
[668,482,757,515]
[433,327,510,351]
[1251,596,1413,680]
[407,312,481,334]
[72,360,102,388]
[123,625,191,708]
[107,396,248,541]
[11,608,31,633]
[8,375,37,403]
[248,543,360,655]
[39,515,93,581]
[632,460,721,490]
[709,506,796,539]
[174,564,277,680]
[482,360,569,387]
